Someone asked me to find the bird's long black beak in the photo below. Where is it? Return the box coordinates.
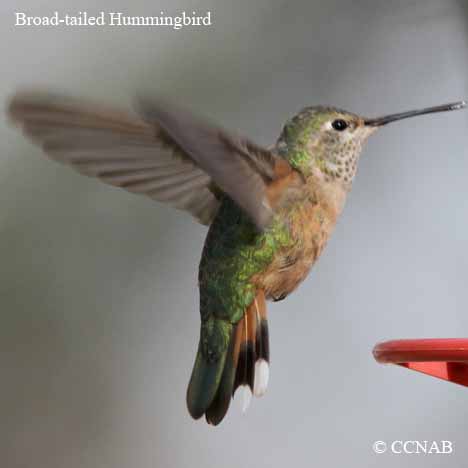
[364,101,466,127]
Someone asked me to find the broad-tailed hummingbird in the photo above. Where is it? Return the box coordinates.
[8,91,465,425]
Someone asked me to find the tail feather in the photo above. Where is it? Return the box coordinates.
[186,318,232,420]
[254,291,270,396]
[233,300,257,410]
[188,289,270,425]
[186,341,229,420]
[205,325,241,425]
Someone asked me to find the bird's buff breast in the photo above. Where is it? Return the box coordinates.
[255,195,340,300]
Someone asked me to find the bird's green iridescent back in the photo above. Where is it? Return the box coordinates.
[198,196,294,359]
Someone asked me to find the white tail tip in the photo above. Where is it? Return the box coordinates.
[234,385,252,413]
[253,359,269,397]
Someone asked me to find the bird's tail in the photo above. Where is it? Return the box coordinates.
[186,290,270,425]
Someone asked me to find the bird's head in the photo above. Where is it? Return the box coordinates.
[276,101,466,186]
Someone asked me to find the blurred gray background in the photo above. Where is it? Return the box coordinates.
[1,1,468,467]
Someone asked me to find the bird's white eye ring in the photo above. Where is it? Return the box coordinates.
[331,119,348,131]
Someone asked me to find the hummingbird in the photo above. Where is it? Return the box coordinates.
[8,91,465,425]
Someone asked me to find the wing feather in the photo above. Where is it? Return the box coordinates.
[138,99,279,229]
[9,91,220,225]
[9,91,290,228]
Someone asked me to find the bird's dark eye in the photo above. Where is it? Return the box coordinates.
[331,119,348,131]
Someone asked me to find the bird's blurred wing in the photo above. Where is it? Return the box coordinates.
[9,92,288,228]
[137,98,285,229]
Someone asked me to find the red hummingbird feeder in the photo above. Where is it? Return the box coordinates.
[373,339,468,387]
